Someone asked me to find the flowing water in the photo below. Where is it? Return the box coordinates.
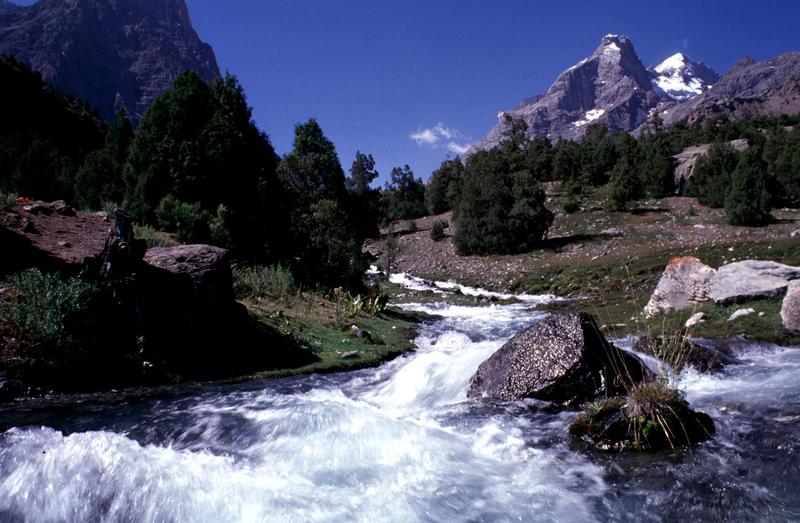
[1,275,799,521]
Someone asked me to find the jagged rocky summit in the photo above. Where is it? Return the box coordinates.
[471,34,800,152]
[0,0,220,122]
[469,35,664,151]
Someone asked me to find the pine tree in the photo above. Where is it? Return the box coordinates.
[725,148,772,226]
[685,142,739,208]
[345,151,381,240]
[382,165,427,222]
[638,135,676,199]
[426,158,464,215]
[606,134,641,211]
[454,126,553,256]
[278,120,364,288]
[123,71,284,259]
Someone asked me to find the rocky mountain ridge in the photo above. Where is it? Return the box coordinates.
[661,52,800,127]
[471,35,800,152]
[469,35,662,151]
[0,0,220,122]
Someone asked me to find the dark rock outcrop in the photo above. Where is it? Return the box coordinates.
[0,206,316,392]
[140,244,315,376]
[467,312,646,405]
[0,0,220,122]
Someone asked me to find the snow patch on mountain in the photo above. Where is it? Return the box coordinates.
[573,109,606,127]
[650,53,719,102]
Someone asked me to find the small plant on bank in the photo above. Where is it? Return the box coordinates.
[562,197,580,214]
[430,220,448,242]
[3,269,95,346]
[333,288,389,327]
[1,191,17,208]
[134,224,178,248]
[233,264,296,302]
[381,234,399,277]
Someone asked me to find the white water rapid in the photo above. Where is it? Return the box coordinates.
[1,276,799,521]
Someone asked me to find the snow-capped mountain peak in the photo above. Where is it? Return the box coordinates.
[650,53,720,101]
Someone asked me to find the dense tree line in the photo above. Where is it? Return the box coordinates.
[428,112,800,230]
[3,55,800,279]
[0,56,105,202]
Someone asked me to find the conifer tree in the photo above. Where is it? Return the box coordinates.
[725,148,772,226]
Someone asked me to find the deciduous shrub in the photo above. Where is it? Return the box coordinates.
[3,269,95,346]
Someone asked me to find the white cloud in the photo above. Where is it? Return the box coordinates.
[410,122,470,155]
[410,128,439,145]
[680,38,690,50]
[446,142,470,155]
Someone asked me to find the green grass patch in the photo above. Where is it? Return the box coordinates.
[245,303,428,379]
[2,268,96,346]
[134,225,178,248]
[517,239,800,345]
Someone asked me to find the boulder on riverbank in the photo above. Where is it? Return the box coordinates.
[0,206,316,394]
[644,256,716,317]
[708,260,800,304]
[782,281,800,334]
[467,312,647,405]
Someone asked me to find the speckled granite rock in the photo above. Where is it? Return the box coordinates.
[467,312,646,405]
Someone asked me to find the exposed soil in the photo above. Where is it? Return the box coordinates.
[367,190,800,292]
[0,200,111,276]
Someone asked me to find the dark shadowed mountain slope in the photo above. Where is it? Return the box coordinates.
[0,0,220,122]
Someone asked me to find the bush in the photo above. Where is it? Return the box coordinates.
[233,264,296,302]
[1,191,16,208]
[134,225,178,248]
[562,197,580,214]
[430,220,448,241]
[155,195,210,243]
[3,269,95,346]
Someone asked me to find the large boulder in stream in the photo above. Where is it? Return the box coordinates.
[643,256,716,317]
[467,312,647,405]
[708,260,800,305]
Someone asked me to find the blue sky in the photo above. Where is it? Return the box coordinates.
[11,0,800,184]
